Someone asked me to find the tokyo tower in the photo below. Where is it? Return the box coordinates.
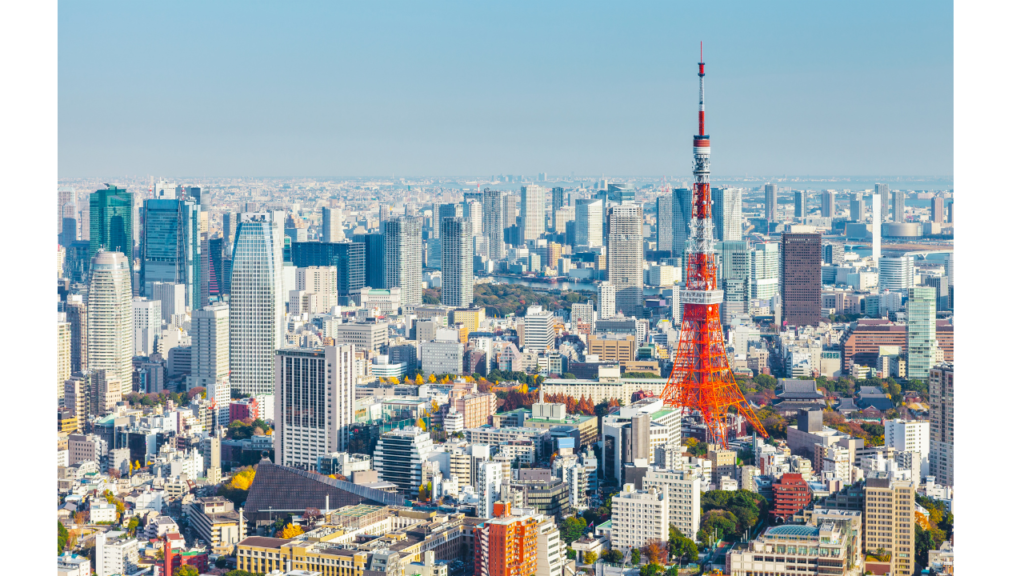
[660,44,768,448]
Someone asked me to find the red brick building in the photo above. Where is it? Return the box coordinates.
[770,473,812,521]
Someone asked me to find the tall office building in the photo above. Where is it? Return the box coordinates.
[820,190,837,218]
[864,474,915,576]
[597,282,616,320]
[131,298,162,356]
[711,187,742,242]
[441,217,473,307]
[793,190,806,218]
[523,306,555,352]
[351,233,385,289]
[892,190,906,223]
[606,204,644,317]
[780,233,822,327]
[656,195,673,252]
[764,183,777,222]
[372,427,433,496]
[878,256,915,291]
[906,287,937,380]
[291,242,366,303]
[931,196,944,223]
[718,240,750,324]
[88,251,133,395]
[464,201,483,236]
[152,282,187,325]
[58,315,71,405]
[749,242,780,300]
[929,364,954,487]
[519,184,545,245]
[483,189,506,261]
[552,187,568,211]
[229,214,281,402]
[190,303,230,389]
[924,275,950,311]
[321,207,345,242]
[140,193,201,308]
[574,198,603,247]
[89,185,134,262]
[384,216,423,307]
[66,295,88,374]
[58,187,77,236]
[274,345,355,470]
[875,183,890,221]
[502,193,518,229]
[849,194,866,222]
[671,188,692,258]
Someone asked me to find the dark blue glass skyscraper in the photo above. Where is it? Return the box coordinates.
[140,195,201,308]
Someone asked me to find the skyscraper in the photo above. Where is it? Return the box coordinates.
[66,295,88,374]
[764,183,777,222]
[907,286,937,380]
[131,298,161,356]
[483,189,506,261]
[931,196,944,223]
[711,187,742,242]
[793,190,806,218]
[229,214,281,404]
[878,256,915,291]
[321,207,345,242]
[574,198,603,247]
[849,194,866,222]
[290,242,366,303]
[820,190,837,219]
[552,187,568,211]
[780,233,822,327]
[749,242,780,300]
[58,314,71,406]
[875,183,890,221]
[597,282,616,320]
[519,184,545,245]
[929,363,954,487]
[441,217,473,307]
[671,188,692,258]
[88,251,133,395]
[718,240,750,324]
[190,303,230,390]
[464,200,483,236]
[864,474,915,576]
[893,190,906,223]
[656,195,673,252]
[58,187,77,236]
[140,194,201,308]
[384,216,423,307]
[152,282,186,326]
[274,345,355,470]
[89,185,134,263]
[606,204,644,317]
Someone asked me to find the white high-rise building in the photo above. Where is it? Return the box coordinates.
[519,184,545,244]
[465,200,483,236]
[95,530,139,576]
[611,483,669,552]
[152,282,187,326]
[523,305,555,352]
[872,193,882,264]
[274,345,355,470]
[132,298,162,356]
[570,302,595,326]
[88,251,134,395]
[712,187,743,242]
[294,265,338,313]
[442,217,473,307]
[643,469,701,540]
[878,256,915,291]
[607,203,644,317]
[750,242,780,300]
[574,198,603,247]
[597,282,616,320]
[190,303,230,388]
[229,214,281,405]
[321,207,346,242]
[58,314,71,406]
[478,460,503,519]
[384,216,423,307]
[884,418,931,479]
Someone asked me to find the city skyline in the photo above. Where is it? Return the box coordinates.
[59,1,952,178]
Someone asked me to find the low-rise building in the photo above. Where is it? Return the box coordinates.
[726,522,850,576]
[186,496,246,553]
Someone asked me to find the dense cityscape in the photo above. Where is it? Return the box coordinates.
[55,37,954,576]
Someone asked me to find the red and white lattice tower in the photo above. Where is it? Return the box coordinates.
[660,44,768,447]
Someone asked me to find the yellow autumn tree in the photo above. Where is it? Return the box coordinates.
[430,400,440,414]
[415,374,424,385]
[428,374,437,383]
[230,468,257,491]
[281,523,304,539]
[388,377,400,385]
[405,376,412,384]
[416,418,428,431]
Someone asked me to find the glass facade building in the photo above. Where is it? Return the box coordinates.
[89,185,134,263]
[290,241,366,303]
[907,286,937,380]
[140,197,201,308]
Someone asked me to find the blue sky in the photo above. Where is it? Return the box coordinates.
[59,1,952,178]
